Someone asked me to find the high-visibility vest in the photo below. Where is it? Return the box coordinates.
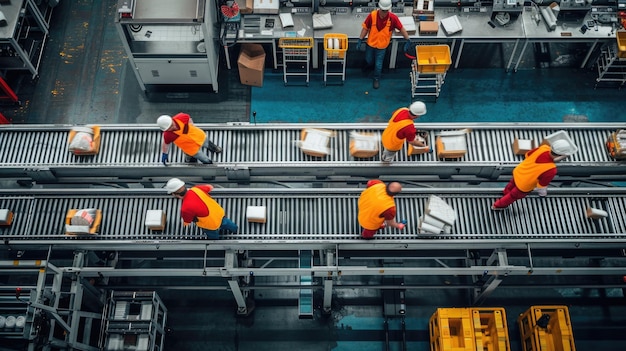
[513,145,556,192]
[189,187,225,230]
[358,183,395,230]
[382,108,413,151]
[365,10,392,49]
[172,119,206,155]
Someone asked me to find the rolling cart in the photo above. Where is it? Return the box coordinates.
[410,45,451,101]
[278,37,314,86]
[323,33,348,86]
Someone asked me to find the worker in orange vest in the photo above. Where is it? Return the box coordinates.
[492,140,576,210]
[381,101,427,162]
[356,0,411,89]
[158,113,222,165]
[358,180,406,239]
[165,178,237,239]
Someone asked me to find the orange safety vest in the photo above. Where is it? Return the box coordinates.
[381,108,413,151]
[172,119,206,156]
[364,10,392,49]
[189,187,225,230]
[513,145,556,192]
[358,183,396,230]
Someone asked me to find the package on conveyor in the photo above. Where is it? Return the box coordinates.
[435,129,470,159]
[295,128,335,157]
[408,131,431,156]
[512,137,537,156]
[606,129,626,160]
[0,209,13,226]
[418,195,457,235]
[68,125,101,155]
[349,131,379,158]
[541,130,578,156]
[65,208,102,235]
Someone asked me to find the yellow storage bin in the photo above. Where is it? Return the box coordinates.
[617,31,626,59]
[323,33,348,59]
[472,308,511,351]
[430,308,475,351]
[517,305,576,351]
[416,45,451,74]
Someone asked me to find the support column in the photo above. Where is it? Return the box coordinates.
[473,249,510,305]
[223,250,254,316]
[322,249,335,315]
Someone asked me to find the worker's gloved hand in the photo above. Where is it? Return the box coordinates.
[356,38,363,51]
[403,40,411,53]
[161,153,168,165]
[536,187,548,197]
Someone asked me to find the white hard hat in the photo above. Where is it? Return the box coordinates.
[409,101,427,116]
[378,0,392,10]
[550,139,574,156]
[157,115,173,131]
[165,178,185,194]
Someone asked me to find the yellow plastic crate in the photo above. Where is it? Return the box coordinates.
[278,37,314,49]
[430,308,475,351]
[617,31,626,59]
[517,306,576,351]
[416,45,451,74]
[472,308,511,351]
[323,33,348,59]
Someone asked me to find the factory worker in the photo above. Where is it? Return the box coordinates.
[358,180,406,239]
[165,178,238,239]
[356,0,411,89]
[492,140,577,210]
[158,113,222,165]
[381,101,427,162]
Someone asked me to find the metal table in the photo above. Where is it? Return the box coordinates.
[513,7,616,71]
[222,12,314,70]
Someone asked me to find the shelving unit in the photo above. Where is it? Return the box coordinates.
[0,0,54,79]
[594,43,626,89]
[278,37,313,86]
[103,291,167,351]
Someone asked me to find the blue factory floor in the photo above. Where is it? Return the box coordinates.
[0,1,625,351]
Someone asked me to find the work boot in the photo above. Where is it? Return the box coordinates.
[373,78,380,89]
[201,160,213,165]
[207,141,222,154]
[185,157,198,163]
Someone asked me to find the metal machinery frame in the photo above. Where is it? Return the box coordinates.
[113,0,221,93]
[0,0,54,79]
[1,123,626,348]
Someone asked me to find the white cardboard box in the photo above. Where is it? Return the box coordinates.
[253,0,279,14]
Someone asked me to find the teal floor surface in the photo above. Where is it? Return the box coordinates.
[251,68,625,124]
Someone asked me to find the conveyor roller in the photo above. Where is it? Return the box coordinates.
[1,187,625,250]
[1,123,625,183]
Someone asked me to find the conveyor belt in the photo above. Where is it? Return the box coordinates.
[1,123,625,183]
[1,187,625,250]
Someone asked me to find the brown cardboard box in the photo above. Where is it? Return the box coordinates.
[419,21,439,35]
[236,0,253,14]
[435,135,467,159]
[512,137,535,156]
[238,44,266,87]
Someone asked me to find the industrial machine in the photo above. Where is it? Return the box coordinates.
[114,0,221,95]
[492,0,524,25]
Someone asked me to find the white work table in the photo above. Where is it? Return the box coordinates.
[222,12,314,70]
[513,8,617,71]
[226,5,619,72]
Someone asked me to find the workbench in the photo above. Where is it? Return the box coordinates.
[224,5,619,72]
[0,0,53,79]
